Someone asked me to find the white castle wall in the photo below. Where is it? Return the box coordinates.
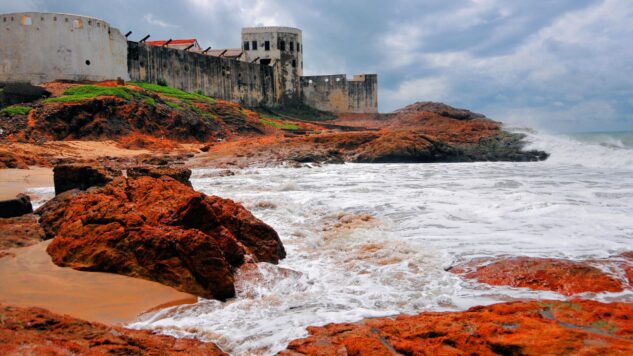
[0,12,129,84]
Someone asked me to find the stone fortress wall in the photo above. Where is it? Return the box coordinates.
[0,12,378,113]
[128,41,275,108]
[0,12,129,84]
[300,74,378,114]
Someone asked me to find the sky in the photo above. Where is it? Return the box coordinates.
[1,0,632,132]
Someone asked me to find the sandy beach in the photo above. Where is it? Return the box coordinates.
[0,167,53,200]
[0,241,197,325]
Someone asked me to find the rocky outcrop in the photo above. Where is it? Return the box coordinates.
[450,256,624,295]
[53,163,121,195]
[127,165,192,186]
[0,193,33,218]
[38,176,285,299]
[282,300,633,355]
[395,101,486,121]
[0,214,44,253]
[0,304,226,355]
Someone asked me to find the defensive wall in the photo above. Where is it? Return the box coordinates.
[300,74,378,113]
[128,41,275,108]
[0,12,378,113]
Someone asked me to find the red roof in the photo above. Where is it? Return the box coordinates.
[146,39,198,46]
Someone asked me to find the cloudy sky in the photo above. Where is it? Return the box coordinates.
[2,0,632,132]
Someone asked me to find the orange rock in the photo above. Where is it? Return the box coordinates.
[38,176,285,299]
[0,304,226,355]
[0,214,44,251]
[452,257,623,295]
[281,300,633,355]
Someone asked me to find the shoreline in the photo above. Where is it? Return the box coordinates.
[0,240,197,325]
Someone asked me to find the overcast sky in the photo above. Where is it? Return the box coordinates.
[2,0,632,132]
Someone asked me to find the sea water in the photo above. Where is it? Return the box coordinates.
[125,131,633,355]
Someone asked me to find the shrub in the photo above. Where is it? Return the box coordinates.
[157,77,168,87]
[43,85,140,103]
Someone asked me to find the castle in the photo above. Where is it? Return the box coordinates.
[0,12,378,113]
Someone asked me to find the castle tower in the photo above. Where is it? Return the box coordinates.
[0,12,129,84]
[241,27,302,104]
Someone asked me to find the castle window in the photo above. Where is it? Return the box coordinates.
[244,41,250,51]
[289,42,294,52]
[73,19,83,29]
[301,61,303,69]
[85,60,91,66]
[297,42,301,52]
[279,40,285,51]
[21,16,32,26]
[292,59,296,68]
[252,40,258,50]
[264,41,270,51]
[53,16,57,21]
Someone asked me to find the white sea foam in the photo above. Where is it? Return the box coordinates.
[130,132,633,355]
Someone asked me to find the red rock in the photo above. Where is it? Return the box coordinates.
[39,176,285,299]
[0,214,44,251]
[127,165,192,186]
[281,300,633,355]
[0,304,226,355]
[452,257,623,295]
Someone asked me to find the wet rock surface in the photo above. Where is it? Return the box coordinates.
[38,175,285,299]
[53,163,121,195]
[0,304,226,355]
[281,300,633,355]
[0,193,33,218]
[0,214,44,253]
[450,256,624,296]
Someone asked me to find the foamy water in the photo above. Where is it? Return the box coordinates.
[119,132,632,354]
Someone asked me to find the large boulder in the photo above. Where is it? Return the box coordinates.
[0,194,33,218]
[0,304,226,355]
[53,163,121,195]
[38,176,285,300]
[127,165,192,186]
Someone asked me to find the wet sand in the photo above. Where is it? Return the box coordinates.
[0,167,53,200]
[0,241,197,325]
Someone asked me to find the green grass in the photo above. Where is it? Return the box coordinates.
[1,105,31,116]
[130,82,215,103]
[143,96,156,106]
[260,118,300,130]
[164,101,182,110]
[43,85,141,103]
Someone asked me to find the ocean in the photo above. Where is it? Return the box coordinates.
[119,131,633,355]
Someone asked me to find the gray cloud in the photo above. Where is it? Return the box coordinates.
[1,0,631,132]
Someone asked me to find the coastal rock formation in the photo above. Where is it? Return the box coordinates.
[0,193,33,218]
[281,300,633,355]
[0,214,44,254]
[450,256,623,295]
[38,176,285,299]
[127,165,192,186]
[53,163,121,195]
[0,304,226,355]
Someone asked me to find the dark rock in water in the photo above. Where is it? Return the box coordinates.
[0,194,33,218]
[127,165,192,186]
[0,214,44,252]
[53,163,121,195]
[40,176,285,299]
